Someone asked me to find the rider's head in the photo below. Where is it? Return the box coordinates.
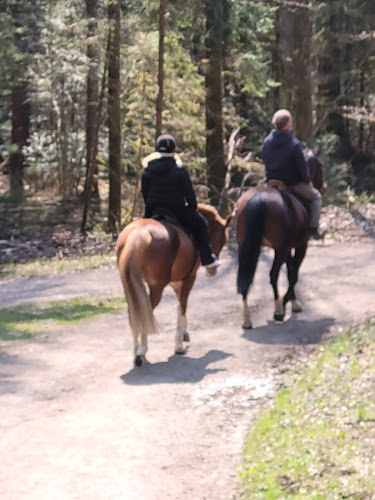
[156,134,176,153]
[272,109,293,131]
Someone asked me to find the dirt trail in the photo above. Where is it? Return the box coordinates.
[1,241,375,500]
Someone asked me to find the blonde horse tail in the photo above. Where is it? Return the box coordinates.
[117,229,158,339]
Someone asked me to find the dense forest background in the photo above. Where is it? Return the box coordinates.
[0,0,375,234]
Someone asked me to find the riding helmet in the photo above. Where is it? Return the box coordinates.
[156,134,176,153]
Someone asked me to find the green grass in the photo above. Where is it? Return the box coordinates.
[238,319,375,499]
[0,295,124,344]
[0,253,116,279]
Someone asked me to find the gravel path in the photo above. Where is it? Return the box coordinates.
[1,241,375,499]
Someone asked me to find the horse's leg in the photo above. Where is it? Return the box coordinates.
[270,249,289,323]
[284,244,307,313]
[242,292,252,329]
[134,284,164,367]
[171,273,196,354]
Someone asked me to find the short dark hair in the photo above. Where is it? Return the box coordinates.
[156,134,176,153]
[272,109,292,130]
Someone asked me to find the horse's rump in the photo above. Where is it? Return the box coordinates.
[117,225,158,336]
[117,219,196,286]
[236,186,309,256]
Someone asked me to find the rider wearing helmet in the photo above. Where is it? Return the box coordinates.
[262,109,323,240]
[141,134,221,276]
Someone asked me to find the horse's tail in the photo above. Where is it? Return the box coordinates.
[237,193,267,297]
[117,228,158,337]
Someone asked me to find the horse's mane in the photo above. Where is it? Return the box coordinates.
[197,203,224,225]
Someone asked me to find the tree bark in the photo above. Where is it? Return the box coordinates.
[155,0,166,139]
[292,0,312,143]
[81,31,109,234]
[204,0,226,207]
[85,0,100,201]
[274,5,293,111]
[107,0,122,233]
[8,83,30,192]
[359,68,365,151]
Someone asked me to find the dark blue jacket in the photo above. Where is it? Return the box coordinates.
[141,152,197,215]
[262,130,310,186]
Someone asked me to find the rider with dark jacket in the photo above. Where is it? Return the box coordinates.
[141,134,221,276]
[262,109,323,239]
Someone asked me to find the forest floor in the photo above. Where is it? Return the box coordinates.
[1,186,375,499]
[1,173,375,265]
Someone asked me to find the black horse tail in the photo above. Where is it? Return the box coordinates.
[237,193,267,298]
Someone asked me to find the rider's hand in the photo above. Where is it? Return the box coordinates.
[309,181,313,188]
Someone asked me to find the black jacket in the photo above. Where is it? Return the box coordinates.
[141,152,197,214]
[262,130,310,186]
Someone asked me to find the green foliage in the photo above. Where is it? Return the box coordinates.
[121,29,206,179]
[315,0,375,161]
[0,295,124,344]
[239,318,375,498]
[312,134,351,204]
[24,0,96,194]
[1,0,374,203]
[0,253,116,280]
[222,1,278,149]
[0,0,45,87]
[230,1,278,98]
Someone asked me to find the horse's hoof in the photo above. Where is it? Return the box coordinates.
[274,313,285,323]
[242,322,253,329]
[175,347,187,355]
[183,332,190,342]
[291,302,303,313]
[134,355,145,367]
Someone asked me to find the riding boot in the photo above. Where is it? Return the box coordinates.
[308,227,325,240]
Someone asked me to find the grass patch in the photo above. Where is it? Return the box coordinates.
[0,253,116,279]
[238,319,375,499]
[0,295,124,344]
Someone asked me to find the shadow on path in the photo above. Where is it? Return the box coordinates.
[0,352,48,395]
[120,349,232,385]
[242,316,335,345]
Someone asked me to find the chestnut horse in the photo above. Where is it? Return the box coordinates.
[116,204,232,366]
[236,151,325,328]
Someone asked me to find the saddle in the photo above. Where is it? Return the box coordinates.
[267,180,311,217]
[150,208,193,239]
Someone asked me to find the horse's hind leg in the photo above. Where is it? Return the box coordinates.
[134,284,164,366]
[171,273,196,354]
[270,249,289,323]
[284,245,307,313]
[242,292,252,329]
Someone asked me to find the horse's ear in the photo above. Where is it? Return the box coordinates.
[225,214,233,228]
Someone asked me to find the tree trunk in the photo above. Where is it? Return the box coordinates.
[59,78,69,196]
[359,68,365,151]
[274,5,293,111]
[155,0,166,139]
[81,30,109,234]
[107,0,122,233]
[204,0,226,206]
[85,0,100,202]
[292,0,312,143]
[9,83,30,193]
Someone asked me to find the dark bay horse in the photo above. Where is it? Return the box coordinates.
[236,152,325,328]
[116,204,232,366]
